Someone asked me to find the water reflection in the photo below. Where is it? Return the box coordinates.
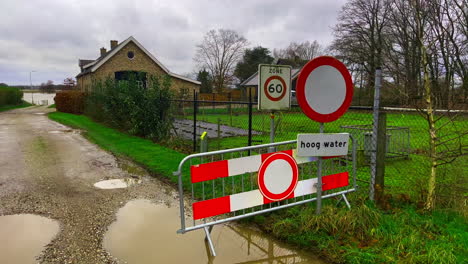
[103,200,325,264]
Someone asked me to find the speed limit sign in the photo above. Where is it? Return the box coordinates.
[258,64,292,110]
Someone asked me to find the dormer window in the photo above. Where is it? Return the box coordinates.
[127,51,135,60]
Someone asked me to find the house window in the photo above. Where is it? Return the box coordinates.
[127,51,135,60]
[114,71,147,89]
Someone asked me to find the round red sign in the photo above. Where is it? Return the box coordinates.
[257,153,299,201]
[296,56,354,123]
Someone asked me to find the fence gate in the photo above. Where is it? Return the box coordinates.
[174,137,356,256]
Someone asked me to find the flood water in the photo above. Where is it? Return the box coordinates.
[22,92,56,105]
[94,178,141,189]
[104,200,325,264]
[0,214,59,264]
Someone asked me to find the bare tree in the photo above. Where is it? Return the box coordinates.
[273,40,323,61]
[412,0,467,210]
[40,80,55,93]
[331,0,392,103]
[194,29,248,93]
[63,77,76,90]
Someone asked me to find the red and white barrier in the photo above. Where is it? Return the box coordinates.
[190,149,319,183]
[192,172,349,220]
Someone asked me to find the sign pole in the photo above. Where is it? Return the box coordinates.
[316,122,324,214]
[269,111,275,152]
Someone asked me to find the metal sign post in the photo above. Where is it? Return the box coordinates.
[269,112,275,152]
[295,56,354,215]
[316,123,324,214]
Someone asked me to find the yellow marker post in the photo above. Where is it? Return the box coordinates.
[200,131,208,153]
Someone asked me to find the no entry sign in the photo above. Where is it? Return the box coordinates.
[257,153,298,201]
[296,56,353,123]
[258,64,292,110]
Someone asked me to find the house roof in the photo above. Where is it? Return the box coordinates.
[240,68,302,86]
[76,36,200,85]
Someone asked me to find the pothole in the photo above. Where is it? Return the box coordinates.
[0,214,59,264]
[94,178,141,189]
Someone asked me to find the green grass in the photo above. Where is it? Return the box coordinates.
[0,101,32,112]
[48,104,56,108]
[247,198,468,263]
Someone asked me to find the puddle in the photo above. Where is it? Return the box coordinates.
[94,178,141,189]
[0,214,59,264]
[104,200,325,264]
[48,130,73,134]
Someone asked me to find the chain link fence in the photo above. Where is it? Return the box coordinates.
[170,92,467,211]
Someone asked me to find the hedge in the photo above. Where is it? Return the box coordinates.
[55,91,86,114]
[0,86,23,106]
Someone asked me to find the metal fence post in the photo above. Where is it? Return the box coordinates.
[248,88,253,155]
[193,91,198,153]
[370,67,382,200]
[375,112,387,202]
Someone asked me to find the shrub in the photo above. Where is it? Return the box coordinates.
[85,74,174,141]
[0,86,23,106]
[55,91,86,114]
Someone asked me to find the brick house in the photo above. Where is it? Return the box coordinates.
[76,36,200,94]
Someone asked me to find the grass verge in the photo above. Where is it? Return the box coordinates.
[49,112,467,263]
[48,104,56,108]
[0,101,32,112]
[48,112,185,184]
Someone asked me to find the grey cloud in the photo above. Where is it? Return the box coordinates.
[0,0,346,85]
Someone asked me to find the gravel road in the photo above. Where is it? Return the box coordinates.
[0,106,179,263]
[0,106,324,264]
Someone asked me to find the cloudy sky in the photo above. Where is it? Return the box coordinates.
[0,0,346,85]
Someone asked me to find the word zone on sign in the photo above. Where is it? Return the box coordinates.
[190,149,349,220]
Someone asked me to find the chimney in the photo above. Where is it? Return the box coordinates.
[100,47,107,57]
[110,40,118,49]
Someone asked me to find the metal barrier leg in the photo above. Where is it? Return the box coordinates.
[204,226,217,257]
[342,193,351,209]
[336,194,351,209]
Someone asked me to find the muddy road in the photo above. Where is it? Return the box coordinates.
[0,106,324,264]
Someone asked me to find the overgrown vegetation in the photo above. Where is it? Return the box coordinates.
[85,74,174,141]
[0,101,32,112]
[55,91,86,114]
[246,198,467,264]
[0,85,23,106]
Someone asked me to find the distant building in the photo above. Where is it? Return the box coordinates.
[239,58,305,101]
[76,36,200,95]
